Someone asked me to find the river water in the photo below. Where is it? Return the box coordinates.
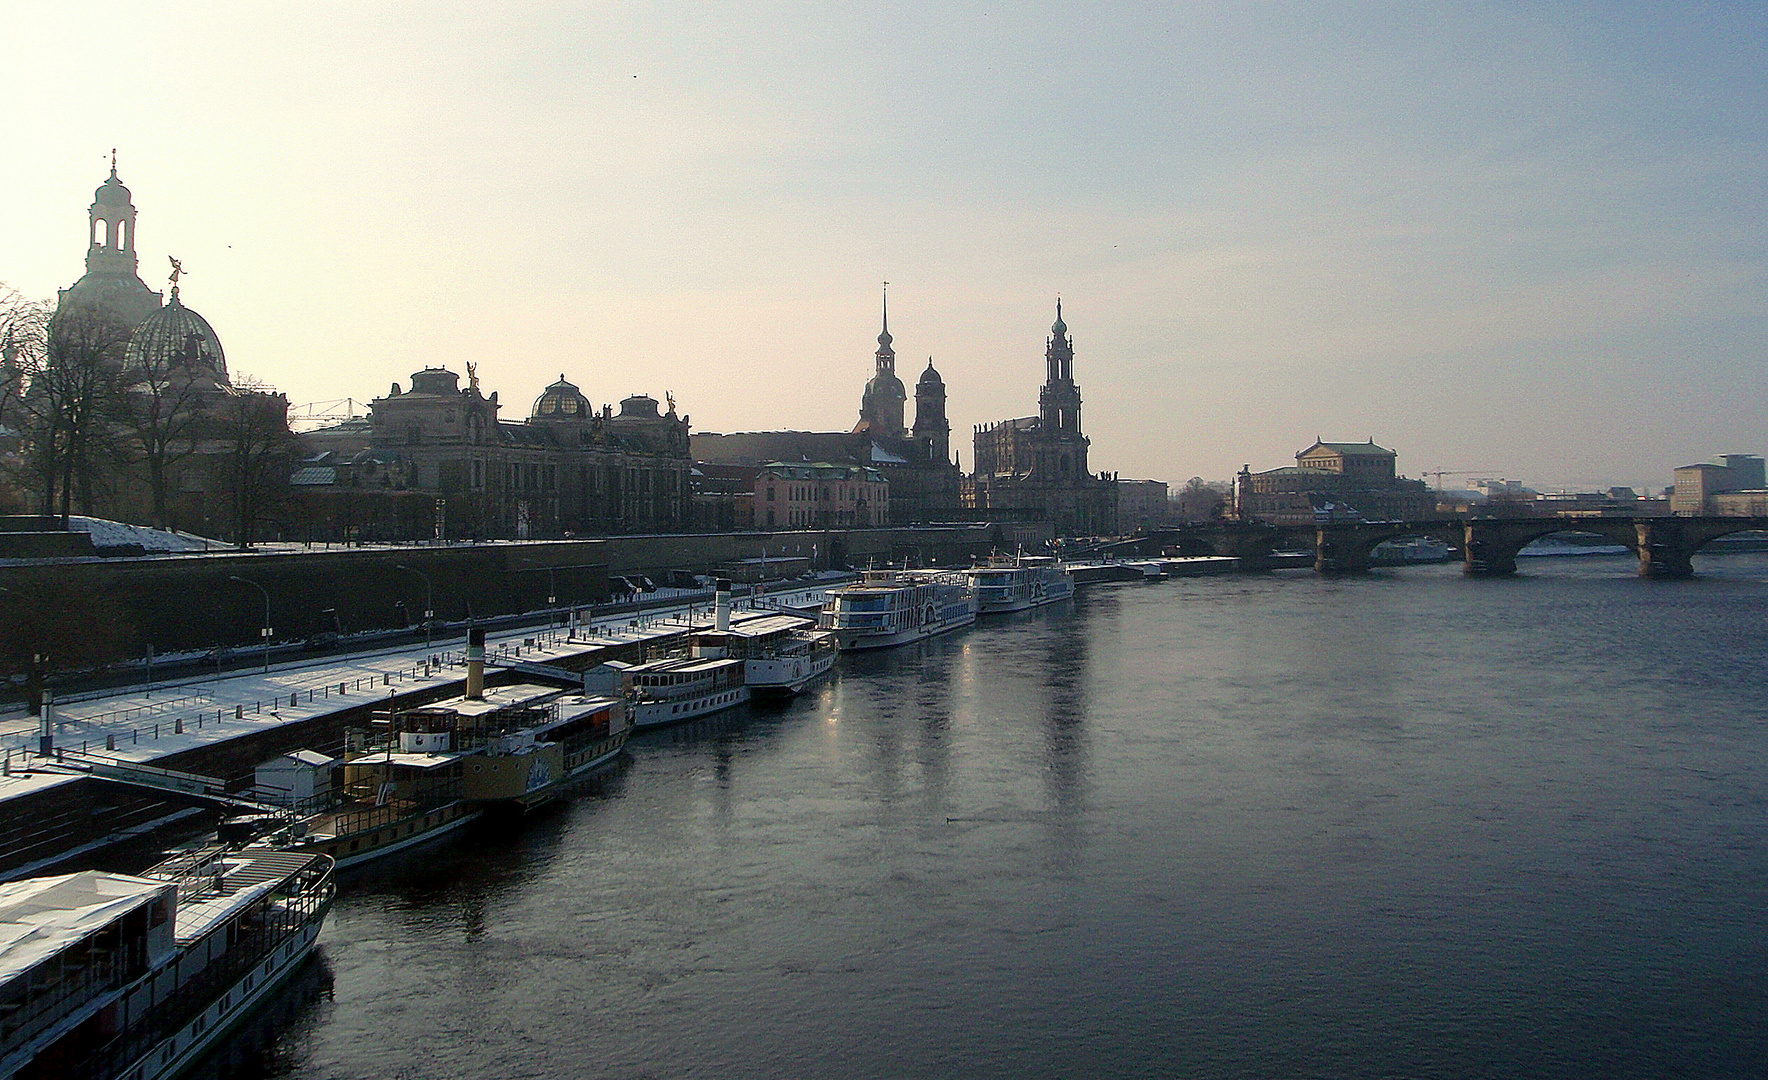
[254,555,1768,1079]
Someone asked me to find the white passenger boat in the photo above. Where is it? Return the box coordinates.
[819,569,978,650]
[964,556,1076,613]
[693,613,838,696]
[685,578,837,696]
[586,657,750,730]
[0,845,335,1080]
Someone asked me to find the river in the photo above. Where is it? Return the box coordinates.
[238,554,1768,1079]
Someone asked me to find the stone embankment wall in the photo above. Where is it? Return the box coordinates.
[0,522,1045,657]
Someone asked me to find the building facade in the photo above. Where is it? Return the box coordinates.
[1671,455,1766,515]
[754,462,888,530]
[960,303,1117,536]
[1234,440,1435,525]
[299,369,692,539]
[1116,479,1171,531]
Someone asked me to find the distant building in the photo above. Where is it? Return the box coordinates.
[754,462,888,530]
[691,462,761,531]
[1672,455,1766,515]
[1116,479,1171,531]
[300,368,692,539]
[1235,439,1435,525]
[691,295,960,524]
[1712,489,1768,517]
[960,303,1117,536]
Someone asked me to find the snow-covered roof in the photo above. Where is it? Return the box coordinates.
[0,871,173,989]
[261,750,335,769]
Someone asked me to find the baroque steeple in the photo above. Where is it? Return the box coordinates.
[1039,298,1081,435]
[854,283,906,438]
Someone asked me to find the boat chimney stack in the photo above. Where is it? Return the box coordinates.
[466,625,485,699]
[715,578,731,632]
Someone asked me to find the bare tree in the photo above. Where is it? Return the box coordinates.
[115,331,213,528]
[217,380,296,546]
[9,298,134,525]
[1174,476,1230,522]
[0,289,53,513]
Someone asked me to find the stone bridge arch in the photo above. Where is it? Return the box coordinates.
[1312,521,1466,573]
[1085,516,1768,579]
[1462,516,1768,578]
[1462,519,1641,576]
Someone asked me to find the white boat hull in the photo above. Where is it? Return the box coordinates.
[145,907,329,1080]
[630,686,751,729]
[834,611,976,650]
[746,649,838,695]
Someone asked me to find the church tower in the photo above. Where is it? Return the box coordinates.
[912,357,950,465]
[58,154,162,330]
[1038,299,1082,436]
[853,286,906,438]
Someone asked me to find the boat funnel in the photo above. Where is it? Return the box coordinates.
[715,578,732,632]
[466,625,485,699]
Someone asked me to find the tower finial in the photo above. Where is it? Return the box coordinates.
[110,148,117,176]
[167,256,185,301]
[877,281,893,348]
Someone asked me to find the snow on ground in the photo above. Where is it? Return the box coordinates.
[66,517,221,553]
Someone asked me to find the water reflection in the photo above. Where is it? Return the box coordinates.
[279,558,1768,1079]
[181,953,334,1080]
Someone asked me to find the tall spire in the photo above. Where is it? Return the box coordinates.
[878,281,892,349]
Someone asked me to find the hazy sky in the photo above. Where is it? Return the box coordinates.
[5,2,1763,492]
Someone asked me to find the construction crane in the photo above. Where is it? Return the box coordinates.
[1424,469,1490,493]
[287,398,364,430]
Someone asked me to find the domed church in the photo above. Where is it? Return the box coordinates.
[27,159,293,541]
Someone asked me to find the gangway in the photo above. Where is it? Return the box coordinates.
[489,659,583,685]
[37,748,288,815]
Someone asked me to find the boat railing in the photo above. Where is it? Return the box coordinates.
[0,943,136,1058]
[64,859,333,1080]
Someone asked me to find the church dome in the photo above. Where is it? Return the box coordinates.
[124,293,226,381]
[533,375,591,418]
[1051,299,1067,338]
[94,168,132,208]
[918,358,943,386]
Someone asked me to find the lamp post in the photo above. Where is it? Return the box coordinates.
[228,575,272,673]
[396,564,435,650]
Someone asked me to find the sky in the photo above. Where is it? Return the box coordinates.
[4,1,1764,493]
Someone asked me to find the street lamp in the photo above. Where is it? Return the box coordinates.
[228,575,272,673]
[396,564,435,650]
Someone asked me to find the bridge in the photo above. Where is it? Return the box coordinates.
[1098,516,1768,579]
